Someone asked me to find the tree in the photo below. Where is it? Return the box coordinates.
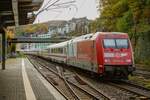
[116,10,133,34]
[90,0,150,64]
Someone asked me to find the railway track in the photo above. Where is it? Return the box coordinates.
[27,56,74,99]
[133,64,150,79]
[133,69,150,79]
[27,55,112,100]
[135,64,150,72]
[27,55,150,100]
[108,81,150,99]
[79,74,150,100]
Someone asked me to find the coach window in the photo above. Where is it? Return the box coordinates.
[48,49,50,53]
[54,48,56,53]
[50,49,52,53]
[61,48,63,53]
[59,48,61,53]
[60,48,61,53]
[64,48,66,54]
[58,48,60,53]
[52,49,54,53]
[57,48,59,53]
[56,48,58,53]
[56,48,57,53]
[60,48,63,54]
[58,48,59,53]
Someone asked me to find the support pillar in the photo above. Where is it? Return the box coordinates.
[2,32,6,70]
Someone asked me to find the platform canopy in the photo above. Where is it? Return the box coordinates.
[0,0,44,69]
[0,0,44,32]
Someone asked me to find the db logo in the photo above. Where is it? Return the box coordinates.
[115,53,120,57]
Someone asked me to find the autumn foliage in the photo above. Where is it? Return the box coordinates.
[90,0,150,65]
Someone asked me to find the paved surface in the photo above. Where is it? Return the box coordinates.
[0,58,26,100]
[0,58,65,100]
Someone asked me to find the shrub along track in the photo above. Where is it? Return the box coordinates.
[27,55,150,100]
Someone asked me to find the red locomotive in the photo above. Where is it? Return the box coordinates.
[42,32,135,79]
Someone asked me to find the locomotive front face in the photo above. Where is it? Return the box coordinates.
[103,38,132,65]
[96,33,135,78]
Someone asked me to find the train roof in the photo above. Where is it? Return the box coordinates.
[100,32,127,34]
[70,32,98,42]
[46,41,68,48]
[70,32,128,43]
[46,32,128,49]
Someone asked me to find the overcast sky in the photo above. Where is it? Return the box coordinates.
[34,0,99,23]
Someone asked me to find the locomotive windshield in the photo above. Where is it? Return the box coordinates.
[103,39,129,48]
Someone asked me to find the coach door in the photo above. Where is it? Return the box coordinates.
[67,40,77,65]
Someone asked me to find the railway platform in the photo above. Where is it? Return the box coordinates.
[0,57,65,100]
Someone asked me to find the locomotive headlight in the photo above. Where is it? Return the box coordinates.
[121,53,127,57]
[126,59,131,62]
[104,59,108,62]
[104,59,111,63]
[104,53,114,57]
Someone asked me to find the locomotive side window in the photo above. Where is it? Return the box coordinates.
[103,39,129,48]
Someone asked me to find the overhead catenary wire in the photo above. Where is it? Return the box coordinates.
[36,0,60,16]
[36,0,76,16]
[72,0,88,18]
[41,0,53,10]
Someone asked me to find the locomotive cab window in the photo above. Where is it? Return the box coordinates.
[116,39,128,48]
[103,39,129,48]
[103,39,116,48]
